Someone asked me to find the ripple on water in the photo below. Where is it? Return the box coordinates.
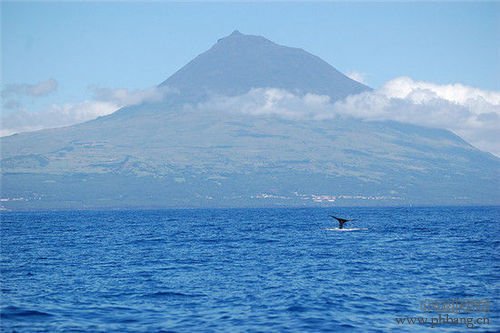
[142,291,207,299]
[1,305,53,320]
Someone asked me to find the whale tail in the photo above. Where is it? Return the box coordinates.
[330,215,355,229]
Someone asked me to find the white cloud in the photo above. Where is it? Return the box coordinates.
[346,71,367,85]
[2,76,499,156]
[379,77,500,105]
[2,79,58,97]
[337,77,500,155]
[199,78,500,156]
[200,88,332,120]
[0,101,118,137]
[90,85,175,106]
[0,85,173,137]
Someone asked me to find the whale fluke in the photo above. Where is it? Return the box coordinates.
[330,215,355,229]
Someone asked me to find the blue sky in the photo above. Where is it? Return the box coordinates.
[3,2,498,94]
[1,2,499,154]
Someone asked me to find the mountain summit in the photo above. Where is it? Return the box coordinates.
[1,32,498,209]
[160,31,370,103]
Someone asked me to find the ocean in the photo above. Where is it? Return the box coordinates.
[1,206,498,332]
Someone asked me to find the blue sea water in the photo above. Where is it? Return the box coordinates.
[1,206,498,332]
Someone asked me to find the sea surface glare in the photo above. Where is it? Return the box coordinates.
[1,207,498,332]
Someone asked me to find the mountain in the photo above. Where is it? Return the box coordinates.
[1,31,499,210]
[159,30,369,103]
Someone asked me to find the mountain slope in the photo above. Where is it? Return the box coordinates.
[1,31,498,209]
[158,30,370,104]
